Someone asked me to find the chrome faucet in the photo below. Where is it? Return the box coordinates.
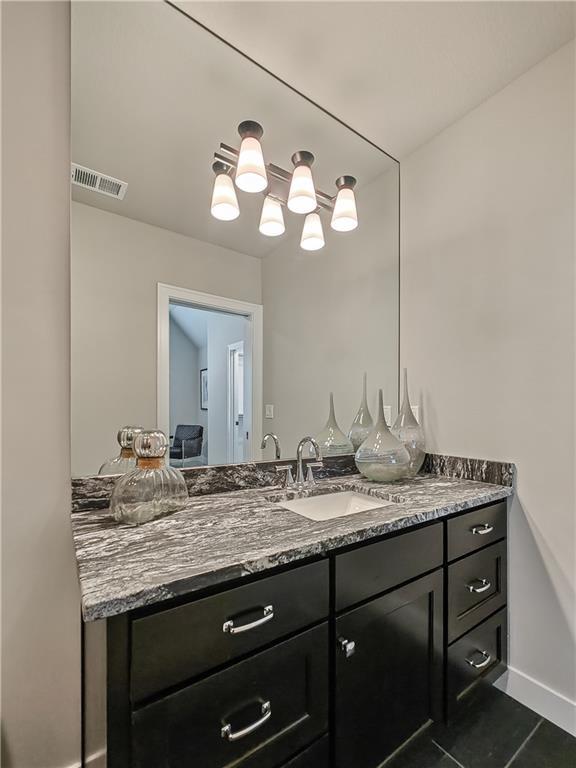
[261,432,281,460]
[295,436,323,489]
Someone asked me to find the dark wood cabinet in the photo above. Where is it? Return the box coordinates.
[87,500,508,768]
[334,570,443,768]
[132,624,328,768]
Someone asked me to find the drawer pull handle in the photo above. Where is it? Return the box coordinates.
[466,649,492,669]
[471,524,494,536]
[466,578,491,594]
[221,701,271,741]
[339,637,356,658]
[222,605,274,635]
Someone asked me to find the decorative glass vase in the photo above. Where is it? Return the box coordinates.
[110,430,188,525]
[348,372,373,451]
[392,368,425,478]
[355,389,410,481]
[316,392,354,456]
[98,425,143,476]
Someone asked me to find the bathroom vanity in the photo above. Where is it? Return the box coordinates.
[73,460,513,768]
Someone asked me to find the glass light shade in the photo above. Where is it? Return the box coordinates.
[301,212,325,251]
[288,164,317,214]
[331,187,358,232]
[235,136,267,193]
[211,173,239,221]
[259,196,285,237]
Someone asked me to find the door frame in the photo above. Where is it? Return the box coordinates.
[157,283,263,462]
[227,340,245,464]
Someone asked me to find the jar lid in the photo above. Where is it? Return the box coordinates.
[134,430,169,458]
[117,426,144,449]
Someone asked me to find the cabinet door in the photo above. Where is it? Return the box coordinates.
[335,571,443,768]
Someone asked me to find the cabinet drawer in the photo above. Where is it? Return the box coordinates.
[335,523,442,611]
[132,624,328,768]
[282,736,329,767]
[447,501,507,562]
[448,541,507,642]
[131,560,329,701]
[447,608,508,715]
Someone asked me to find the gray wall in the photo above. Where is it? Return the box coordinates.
[169,318,201,438]
[261,168,400,458]
[1,3,81,767]
[401,41,575,732]
[71,202,262,476]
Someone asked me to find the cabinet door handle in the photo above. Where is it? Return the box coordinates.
[466,578,491,594]
[471,523,494,535]
[221,701,271,741]
[466,649,492,669]
[339,637,356,658]
[222,605,274,634]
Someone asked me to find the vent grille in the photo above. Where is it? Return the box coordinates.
[71,163,128,200]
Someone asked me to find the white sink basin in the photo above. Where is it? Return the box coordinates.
[279,491,393,521]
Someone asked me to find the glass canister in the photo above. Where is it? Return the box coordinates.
[355,389,410,482]
[316,392,354,456]
[391,368,426,477]
[98,425,143,476]
[110,430,188,525]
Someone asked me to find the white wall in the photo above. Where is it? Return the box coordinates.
[71,202,261,475]
[261,168,400,458]
[1,3,82,767]
[401,42,575,732]
[169,318,201,438]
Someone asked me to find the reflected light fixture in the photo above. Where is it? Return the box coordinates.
[300,212,325,251]
[288,151,317,214]
[259,195,285,237]
[235,120,268,193]
[210,161,240,221]
[331,176,358,232]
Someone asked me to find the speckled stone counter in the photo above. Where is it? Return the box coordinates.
[71,473,513,621]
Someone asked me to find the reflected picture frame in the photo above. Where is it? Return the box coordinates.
[200,368,208,410]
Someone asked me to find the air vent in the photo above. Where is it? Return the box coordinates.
[71,163,128,200]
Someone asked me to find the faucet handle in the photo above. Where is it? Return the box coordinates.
[306,461,324,487]
[275,465,295,489]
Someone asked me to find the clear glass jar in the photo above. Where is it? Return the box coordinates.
[316,392,354,456]
[391,368,425,477]
[110,430,188,525]
[355,389,410,482]
[98,426,143,476]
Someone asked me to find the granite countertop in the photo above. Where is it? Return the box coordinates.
[71,473,513,621]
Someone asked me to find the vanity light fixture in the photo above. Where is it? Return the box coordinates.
[235,120,268,193]
[331,176,358,232]
[287,151,317,214]
[259,195,285,237]
[210,161,240,221]
[300,212,325,251]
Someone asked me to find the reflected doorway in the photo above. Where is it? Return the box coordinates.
[158,284,263,468]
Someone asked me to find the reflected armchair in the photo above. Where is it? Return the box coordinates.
[169,424,204,465]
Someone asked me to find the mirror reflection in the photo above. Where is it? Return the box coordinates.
[71,1,399,476]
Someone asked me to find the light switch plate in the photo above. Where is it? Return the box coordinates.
[265,404,274,419]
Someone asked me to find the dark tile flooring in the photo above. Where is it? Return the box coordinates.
[386,686,576,768]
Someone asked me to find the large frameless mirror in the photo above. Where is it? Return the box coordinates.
[71,0,399,476]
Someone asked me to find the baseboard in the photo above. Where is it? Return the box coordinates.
[61,747,105,768]
[495,666,576,736]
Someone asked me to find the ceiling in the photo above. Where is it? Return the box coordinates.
[71,1,394,258]
[177,1,575,158]
[170,304,208,348]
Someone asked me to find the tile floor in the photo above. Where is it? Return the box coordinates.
[386,686,576,768]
